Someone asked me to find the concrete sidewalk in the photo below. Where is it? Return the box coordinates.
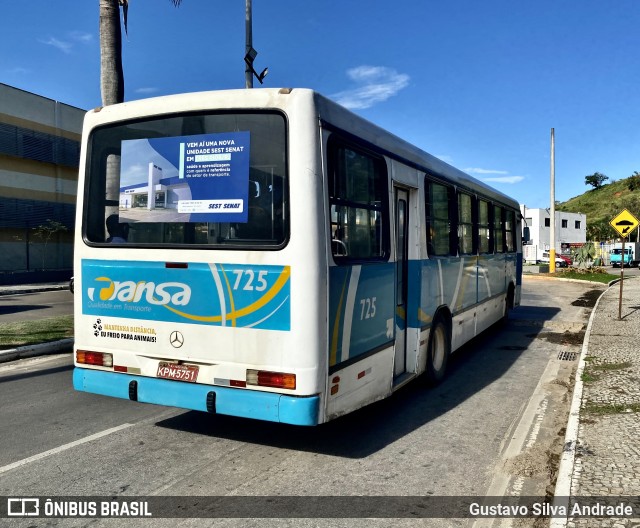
[0,281,73,363]
[553,278,640,527]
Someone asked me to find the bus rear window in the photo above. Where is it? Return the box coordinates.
[84,112,287,247]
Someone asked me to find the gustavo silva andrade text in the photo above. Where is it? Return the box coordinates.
[469,501,635,517]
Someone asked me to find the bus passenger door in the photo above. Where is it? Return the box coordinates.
[394,187,409,378]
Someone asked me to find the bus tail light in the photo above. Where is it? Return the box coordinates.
[246,369,296,390]
[76,350,113,368]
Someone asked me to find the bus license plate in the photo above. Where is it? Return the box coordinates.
[157,362,199,383]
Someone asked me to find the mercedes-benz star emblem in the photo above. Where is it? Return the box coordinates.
[169,331,184,348]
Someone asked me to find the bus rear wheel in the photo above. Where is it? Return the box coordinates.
[426,316,450,385]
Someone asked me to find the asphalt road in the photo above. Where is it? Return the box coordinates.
[0,290,73,322]
[0,277,602,527]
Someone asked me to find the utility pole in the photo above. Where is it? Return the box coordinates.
[243,0,268,88]
[245,0,253,89]
[549,128,556,273]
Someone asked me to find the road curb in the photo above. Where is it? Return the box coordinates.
[550,285,608,527]
[0,338,74,364]
[0,285,68,296]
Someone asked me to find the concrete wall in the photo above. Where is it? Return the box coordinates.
[0,84,85,280]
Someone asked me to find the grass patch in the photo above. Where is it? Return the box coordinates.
[583,402,640,415]
[553,270,618,283]
[592,361,633,371]
[581,361,632,383]
[0,315,73,349]
[581,371,600,383]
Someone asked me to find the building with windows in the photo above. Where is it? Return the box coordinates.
[0,83,85,283]
[520,206,586,263]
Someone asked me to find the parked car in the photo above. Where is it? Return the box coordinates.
[558,254,573,266]
[539,252,568,267]
[69,276,74,294]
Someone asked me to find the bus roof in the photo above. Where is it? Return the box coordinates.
[84,87,520,211]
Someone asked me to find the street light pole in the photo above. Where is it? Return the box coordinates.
[245,0,253,89]
[550,128,556,273]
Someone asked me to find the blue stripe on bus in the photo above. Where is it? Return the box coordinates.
[73,368,320,426]
[330,255,519,363]
[80,259,291,331]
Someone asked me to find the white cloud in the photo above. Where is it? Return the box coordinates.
[435,154,454,164]
[463,167,524,184]
[332,66,409,110]
[135,87,159,94]
[39,37,73,54]
[70,31,93,43]
[7,67,29,75]
[464,167,509,175]
[481,176,525,184]
[39,32,92,54]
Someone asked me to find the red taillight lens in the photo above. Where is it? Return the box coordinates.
[246,369,296,390]
[76,350,113,368]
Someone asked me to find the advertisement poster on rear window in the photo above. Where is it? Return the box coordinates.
[118,131,250,223]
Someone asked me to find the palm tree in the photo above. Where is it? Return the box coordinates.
[99,0,183,106]
[99,1,183,222]
[99,0,123,106]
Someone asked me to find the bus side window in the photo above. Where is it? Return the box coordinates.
[328,136,388,262]
[425,178,454,257]
[478,199,491,254]
[494,205,504,253]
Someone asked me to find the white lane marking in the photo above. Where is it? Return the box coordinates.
[0,423,134,475]
[471,357,561,528]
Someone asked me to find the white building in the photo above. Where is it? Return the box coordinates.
[520,206,587,263]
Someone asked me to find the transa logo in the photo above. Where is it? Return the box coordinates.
[87,277,191,306]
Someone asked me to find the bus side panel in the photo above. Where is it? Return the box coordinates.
[324,347,394,421]
[476,253,506,333]
[415,257,481,352]
[327,263,394,369]
[325,262,395,418]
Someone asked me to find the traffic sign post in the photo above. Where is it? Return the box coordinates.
[609,209,640,320]
[609,209,640,238]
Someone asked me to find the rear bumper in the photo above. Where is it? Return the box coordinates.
[73,367,320,426]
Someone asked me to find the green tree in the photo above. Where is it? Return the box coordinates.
[586,219,617,242]
[99,0,182,219]
[584,172,609,190]
[33,220,68,270]
[627,171,640,191]
[572,241,597,268]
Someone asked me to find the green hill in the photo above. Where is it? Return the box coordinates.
[557,175,640,240]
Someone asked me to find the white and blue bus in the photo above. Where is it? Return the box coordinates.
[73,88,523,426]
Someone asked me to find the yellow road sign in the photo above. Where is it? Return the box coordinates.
[610,209,640,237]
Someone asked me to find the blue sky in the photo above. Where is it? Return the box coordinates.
[2,0,639,209]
